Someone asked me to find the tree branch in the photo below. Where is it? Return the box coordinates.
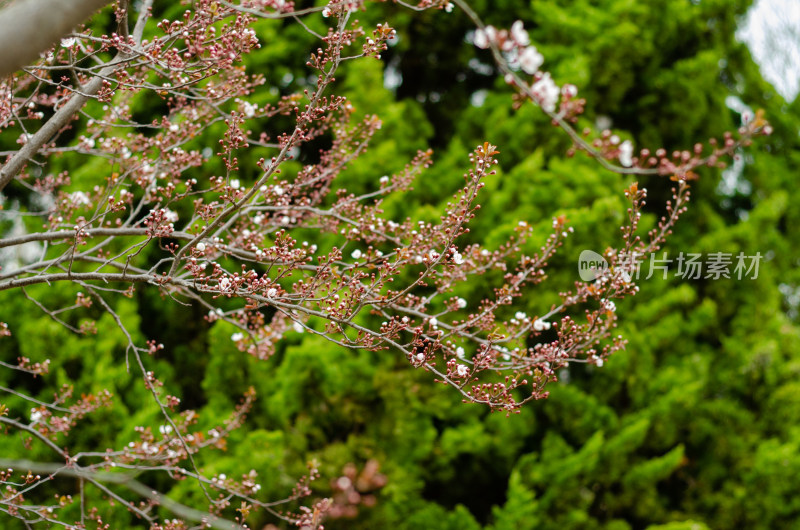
[0,0,111,78]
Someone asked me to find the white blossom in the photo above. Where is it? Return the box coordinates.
[30,409,43,423]
[618,140,634,167]
[293,322,304,333]
[231,332,244,342]
[531,73,559,112]
[474,26,496,49]
[456,298,467,309]
[164,209,179,223]
[61,37,77,48]
[196,242,206,252]
[533,318,551,331]
[456,364,469,377]
[452,251,464,264]
[519,46,544,75]
[351,249,362,259]
[515,311,527,320]
[593,355,604,368]
[456,347,466,359]
[69,191,91,206]
[230,179,241,190]
[510,21,530,46]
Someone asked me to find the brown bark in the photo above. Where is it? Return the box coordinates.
[0,0,110,78]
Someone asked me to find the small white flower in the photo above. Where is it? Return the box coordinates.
[445,2,454,13]
[473,26,496,49]
[253,214,264,224]
[379,175,390,185]
[618,140,634,167]
[230,179,240,190]
[322,7,331,17]
[231,332,244,342]
[164,209,179,223]
[531,72,560,112]
[429,317,438,328]
[351,249,362,259]
[416,352,426,362]
[519,46,544,75]
[219,278,232,291]
[603,300,616,312]
[30,409,43,423]
[293,322,304,333]
[243,101,256,118]
[452,251,464,265]
[533,319,551,331]
[69,191,91,206]
[515,311,527,320]
[456,364,469,377]
[61,37,77,48]
[510,21,530,46]
[456,298,467,309]
[273,185,284,195]
[159,425,173,435]
[196,242,206,252]
[267,287,277,297]
[593,355,604,368]
[456,347,466,359]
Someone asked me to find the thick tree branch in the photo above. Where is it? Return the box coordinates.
[0,0,110,78]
